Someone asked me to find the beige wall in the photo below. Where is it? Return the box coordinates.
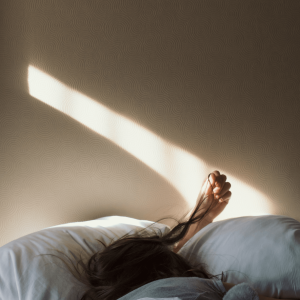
[1,0,300,247]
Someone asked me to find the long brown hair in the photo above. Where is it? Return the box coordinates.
[37,173,227,299]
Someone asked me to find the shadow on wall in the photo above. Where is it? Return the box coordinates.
[2,0,300,247]
[28,65,273,222]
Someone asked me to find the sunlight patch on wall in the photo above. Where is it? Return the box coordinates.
[28,65,272,220]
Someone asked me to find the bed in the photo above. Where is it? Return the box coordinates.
[0,214,299,299]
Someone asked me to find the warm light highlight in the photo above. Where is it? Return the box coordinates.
[28,65,272,220]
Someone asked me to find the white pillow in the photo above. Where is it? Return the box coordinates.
[177,214,300,299]
[0,216,171,300]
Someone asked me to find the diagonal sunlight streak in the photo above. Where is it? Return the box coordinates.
[28,65,272,220]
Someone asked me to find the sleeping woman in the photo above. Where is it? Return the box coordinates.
[47,170,293,300]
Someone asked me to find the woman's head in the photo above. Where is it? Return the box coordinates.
[77,228,221,300]
[37,173,225,300]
